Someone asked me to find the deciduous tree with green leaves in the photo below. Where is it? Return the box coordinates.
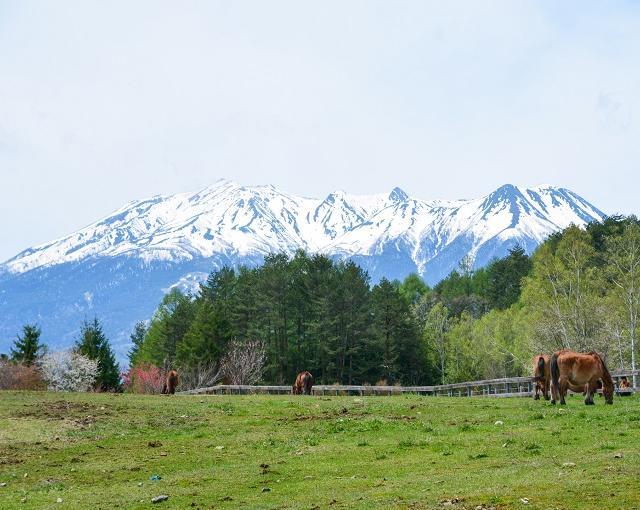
[606,222,640,386]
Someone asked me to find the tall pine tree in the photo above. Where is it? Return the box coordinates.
[76,318,121,391]
[11,324,45,365]
[128,321,147,367]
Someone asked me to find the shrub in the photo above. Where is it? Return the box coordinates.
[0,360,46,390]
[122,363,165,394]
[39,351,98,392]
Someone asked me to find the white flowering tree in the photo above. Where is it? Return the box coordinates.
[39,351,98,392]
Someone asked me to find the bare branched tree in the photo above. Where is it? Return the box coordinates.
[220,339,266,385]
[178,361,223,391]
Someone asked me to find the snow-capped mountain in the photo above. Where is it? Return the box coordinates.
[0,180,605,360]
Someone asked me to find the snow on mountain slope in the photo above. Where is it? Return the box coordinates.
[2,180,605,280]
[0,180,606,361]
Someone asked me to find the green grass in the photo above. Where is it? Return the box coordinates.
[0,391,638,509]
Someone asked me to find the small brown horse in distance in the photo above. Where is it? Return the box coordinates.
[162,370,179,395]
[292,371,313,395]
[550,350,614,405]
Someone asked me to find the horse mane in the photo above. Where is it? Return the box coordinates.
[595,353,614,387]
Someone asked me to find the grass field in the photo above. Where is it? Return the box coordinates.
[0,391,638,510]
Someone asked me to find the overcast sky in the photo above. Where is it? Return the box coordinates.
[1,1,639,261]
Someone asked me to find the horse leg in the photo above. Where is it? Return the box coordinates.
[559,378,568,405]
[544,379,550,401]
[584,383,593,405]
[587,380,598,405]
[534,381,540,400]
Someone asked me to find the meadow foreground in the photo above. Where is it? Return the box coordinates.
[0,392,638,509]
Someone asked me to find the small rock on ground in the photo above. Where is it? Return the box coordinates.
[152,495,169,503]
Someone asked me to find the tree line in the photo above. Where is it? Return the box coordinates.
[131,253,428,385]
[418,215,640,384]
[6,215,639,389]
[5,319,120,391]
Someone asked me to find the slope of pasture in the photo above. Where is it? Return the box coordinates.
[0,392,638,509]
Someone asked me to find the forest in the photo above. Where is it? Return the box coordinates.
[127,215,640,386]
[5,216,639,390]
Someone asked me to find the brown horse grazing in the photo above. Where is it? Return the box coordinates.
[533,354,592,399]
[550,350,614,405]
[162,370,179,395]
[292,371,313,395]
[532,354,550,400]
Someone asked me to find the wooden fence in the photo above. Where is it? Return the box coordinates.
[179,370,639,397]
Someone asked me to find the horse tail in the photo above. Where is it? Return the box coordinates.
[550,352,560,391]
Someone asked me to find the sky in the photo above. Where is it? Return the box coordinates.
[1,1,639,262]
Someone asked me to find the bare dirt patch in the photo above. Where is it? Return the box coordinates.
[15,400,112,421]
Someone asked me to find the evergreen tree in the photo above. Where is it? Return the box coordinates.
[127,322,147,367]
[232,266,259,340]
[177,297,232,366]
[258,254,292,383]
[11,324,45,365]
[337,261,375,384]
[135,289,196,366]
[486,245,532,309]
[76,318,121,391]
[287,251,313,378]
[305,254,338,383]
[371,278,423,384]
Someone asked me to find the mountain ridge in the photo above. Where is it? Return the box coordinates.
[1,180,604,276]
[0,181,606,359]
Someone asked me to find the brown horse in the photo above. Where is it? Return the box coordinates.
[532,354,550,400]
[292,371,313,395]
[162,370,179,395]
[533,354,587,400]
[550,350,613,405]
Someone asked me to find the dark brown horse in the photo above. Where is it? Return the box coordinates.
[532,354,550,400]
[550,350,613,405]
[162,370,179,395]
[292,371,313,395]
